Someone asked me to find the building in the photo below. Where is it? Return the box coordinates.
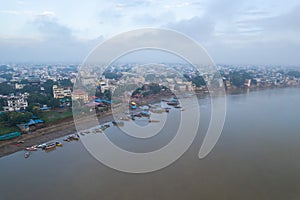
[72,89,89,102]
[53,85,72,99]
[3,95,28,111]
[244,79,251,88]
[15,83,25,90]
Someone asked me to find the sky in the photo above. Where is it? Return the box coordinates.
[0,0,299,65]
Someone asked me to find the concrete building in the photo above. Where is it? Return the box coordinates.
[72,89,89,102]
[53,85,72,99]
[3,95,28,111]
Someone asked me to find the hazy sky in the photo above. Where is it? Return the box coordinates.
[0,0,299,65]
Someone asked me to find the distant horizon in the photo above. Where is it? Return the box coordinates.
[0,61,299,68]
[0,0,299,65]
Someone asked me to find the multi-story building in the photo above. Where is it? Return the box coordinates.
[53,85,72,99]
[72,89,89,102]
[3,95,28,111]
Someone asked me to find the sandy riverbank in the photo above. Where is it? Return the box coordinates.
[0,93,174,158]
[0,112,114,158]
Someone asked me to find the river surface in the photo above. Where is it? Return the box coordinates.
[1,88,300,200]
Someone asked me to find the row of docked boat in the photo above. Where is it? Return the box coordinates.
[25,141,63,152]
[63,134,79,142]
[23,134,79,158]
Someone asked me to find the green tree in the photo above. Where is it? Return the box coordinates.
[59,79,73,87]
[191,76,206,87]
[42,79,56,94]
[230,71,252,87]
[0,82,14,95]
[1,111,33,126]
[0,98,5,111]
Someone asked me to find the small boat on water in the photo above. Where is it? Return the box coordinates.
[24,151,30,158]
[148,119,160,123]
[112,121,124,126]
[167,102,178,106]
[140,111,151,117]
[44,144,56,150]
[119,117,130,121]
[65,134,80,141]
[37,143,47,148]
[56,142,63,147]
[71,135,79,141]
[26,146,37,151]
[42,142,56,150]
[100,124,110,131]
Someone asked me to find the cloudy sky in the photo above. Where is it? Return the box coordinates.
[0,0,299,65]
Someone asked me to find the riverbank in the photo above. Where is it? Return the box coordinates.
[1,86,299,158]
[0,112,114,158]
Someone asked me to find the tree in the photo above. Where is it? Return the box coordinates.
[104,72,122,80]
[0,82,14,95]
[0,98,5,111]
[48,98,60,108]
[42,79,56,94]
[145,74,156,81]
[20,84,40,93]
[287,71,300,78]
[59,79,73,87]
[191,75,206,87]
[103,89,111,100]
[230,71,252,88]
[0,111,33,126]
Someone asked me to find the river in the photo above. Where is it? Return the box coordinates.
[1,88,300,200]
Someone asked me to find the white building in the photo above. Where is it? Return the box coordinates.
[53,85,72,99]
[3,95,28,111]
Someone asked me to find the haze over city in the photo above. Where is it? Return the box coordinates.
[0,0,299,65]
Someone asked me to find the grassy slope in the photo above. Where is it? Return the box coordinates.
[0,123,19,136]
[0,109,73,136]
[39,109,73,123]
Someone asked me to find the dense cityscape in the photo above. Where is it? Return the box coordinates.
[0,63,299,137]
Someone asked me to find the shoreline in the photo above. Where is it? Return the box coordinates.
[0,112,114,158]
[1,86,299,158]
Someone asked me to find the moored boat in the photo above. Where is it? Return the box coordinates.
[26,146,37,151]
[24,151,30,158]
[55,142,63,147]
[37,143,47,148]
[0,132,21,141]
[42,142,56,150]
[148,119,160,123]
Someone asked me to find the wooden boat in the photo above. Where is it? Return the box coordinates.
[148,120,160,123]
[66,134,79,141]
[112,121,124,126]
[119,117,130,121]
[44,144,56,150]
[26,146,37,151]
[42,142,56,150]
[0,132,21,141]
[167,102,178,106]
[37,143,46,148]
[24,151,30,158]
[56,142,63,147]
